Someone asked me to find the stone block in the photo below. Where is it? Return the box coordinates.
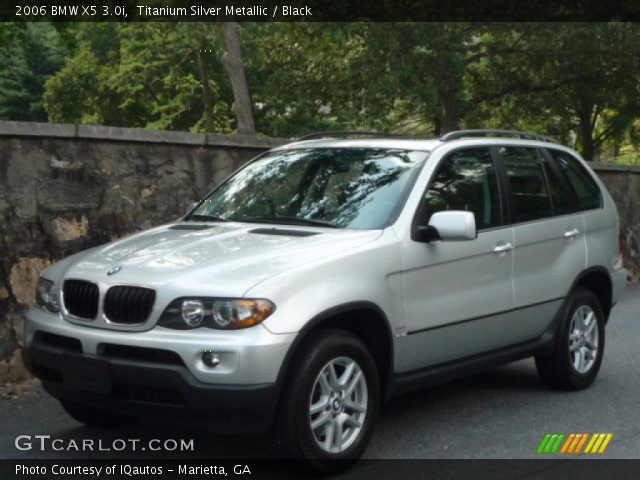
[9,257,51,305]
[50,216,89,242]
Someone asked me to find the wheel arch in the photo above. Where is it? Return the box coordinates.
[274,302,395,405]
[570,266,613,321]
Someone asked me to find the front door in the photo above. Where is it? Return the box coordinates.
[398,147,516,372]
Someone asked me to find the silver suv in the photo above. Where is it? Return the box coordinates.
[24,130,626,470]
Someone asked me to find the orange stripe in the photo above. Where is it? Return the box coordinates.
[567,434,582,453]
[561,434,576,453]
[574,433,589,453]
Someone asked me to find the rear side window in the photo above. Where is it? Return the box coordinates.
[500,147,553,223]
[550,150,602,211]
[419,147,502,230]
[541,159,575,215]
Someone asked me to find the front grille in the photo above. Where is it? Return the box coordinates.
[63,280,99,319]
[104,286,155,324]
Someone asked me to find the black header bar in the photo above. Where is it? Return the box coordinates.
[3,0,640,22]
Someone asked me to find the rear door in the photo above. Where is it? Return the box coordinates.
[499,146,587,334]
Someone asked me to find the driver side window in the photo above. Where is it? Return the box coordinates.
[418,148,502,230]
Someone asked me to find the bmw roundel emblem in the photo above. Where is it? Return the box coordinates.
[107,266,123,276]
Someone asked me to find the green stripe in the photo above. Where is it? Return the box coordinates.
[544,434,559,453]
[550,433,565,453]
[537,434,552,453]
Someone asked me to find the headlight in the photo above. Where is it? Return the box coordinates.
[35,277,60,313]
[158,297,275,330]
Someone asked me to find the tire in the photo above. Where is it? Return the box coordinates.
[60,399,138,429]
[535,287,605,390]
[276,328,380,474]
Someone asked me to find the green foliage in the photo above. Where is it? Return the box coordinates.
[0,23,64,121]
[43,22,234,131]
[3,21,640,161]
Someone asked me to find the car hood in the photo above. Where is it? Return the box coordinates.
[62,222,382,296]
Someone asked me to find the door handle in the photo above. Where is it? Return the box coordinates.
[493,242,513,254]
[564,228,580,239]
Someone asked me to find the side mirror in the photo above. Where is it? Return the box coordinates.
[417,211,477,242]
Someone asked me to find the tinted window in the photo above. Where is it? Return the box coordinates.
[420,148,502,230]
[541,159,574,215]
[500,147,553,223]
[551,150,602,211]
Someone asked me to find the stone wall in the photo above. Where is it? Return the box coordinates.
[0,122,638,384]
[0,121,284,383]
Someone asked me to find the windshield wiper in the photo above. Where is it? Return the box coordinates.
[240,216,339,228]
[185,214,230,222]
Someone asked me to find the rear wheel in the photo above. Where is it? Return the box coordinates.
[276,329,380,474]
[60,399,138,428]
[535,287,605,390]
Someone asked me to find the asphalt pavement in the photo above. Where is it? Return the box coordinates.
[1,283,638,462]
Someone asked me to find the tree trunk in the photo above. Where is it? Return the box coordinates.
[438,72,462,133]
[196,40,215,133]
[221,22,255,135]
[578,102,596,161]
[441,95,461,133]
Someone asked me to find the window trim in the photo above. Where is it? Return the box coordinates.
[410,145,507,241]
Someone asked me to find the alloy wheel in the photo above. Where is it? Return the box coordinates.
[568,305,599,374]
[308,356,368,454]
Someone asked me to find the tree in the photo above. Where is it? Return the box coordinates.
[220,22,255,134]
[43,23,234,132]
[470,23,640,160]
[0,23,64,121]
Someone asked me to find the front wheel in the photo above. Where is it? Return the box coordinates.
[535,287,605,390]
[276,329,380,473]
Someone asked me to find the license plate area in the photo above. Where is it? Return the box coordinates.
[62,355,112,395]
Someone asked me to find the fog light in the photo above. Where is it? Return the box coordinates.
[182,299,204,327]
[202,351,221,368]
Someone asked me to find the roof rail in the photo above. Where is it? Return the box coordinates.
[440,129,558,144]
[295,131,414,141]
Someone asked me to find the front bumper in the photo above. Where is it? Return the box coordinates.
[23,343,278,434]
[23,306,297,434]
[24,307,295,385]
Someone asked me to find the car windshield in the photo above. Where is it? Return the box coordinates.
[189,148,428,230]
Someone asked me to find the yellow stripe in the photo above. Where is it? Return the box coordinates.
[561,434,575,453]
[590,434,606,453]
[584,433,598,453]
[574,433,589,453]
[597,434,613,453]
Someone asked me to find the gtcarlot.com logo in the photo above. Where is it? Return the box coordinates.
[537,433,613,454]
